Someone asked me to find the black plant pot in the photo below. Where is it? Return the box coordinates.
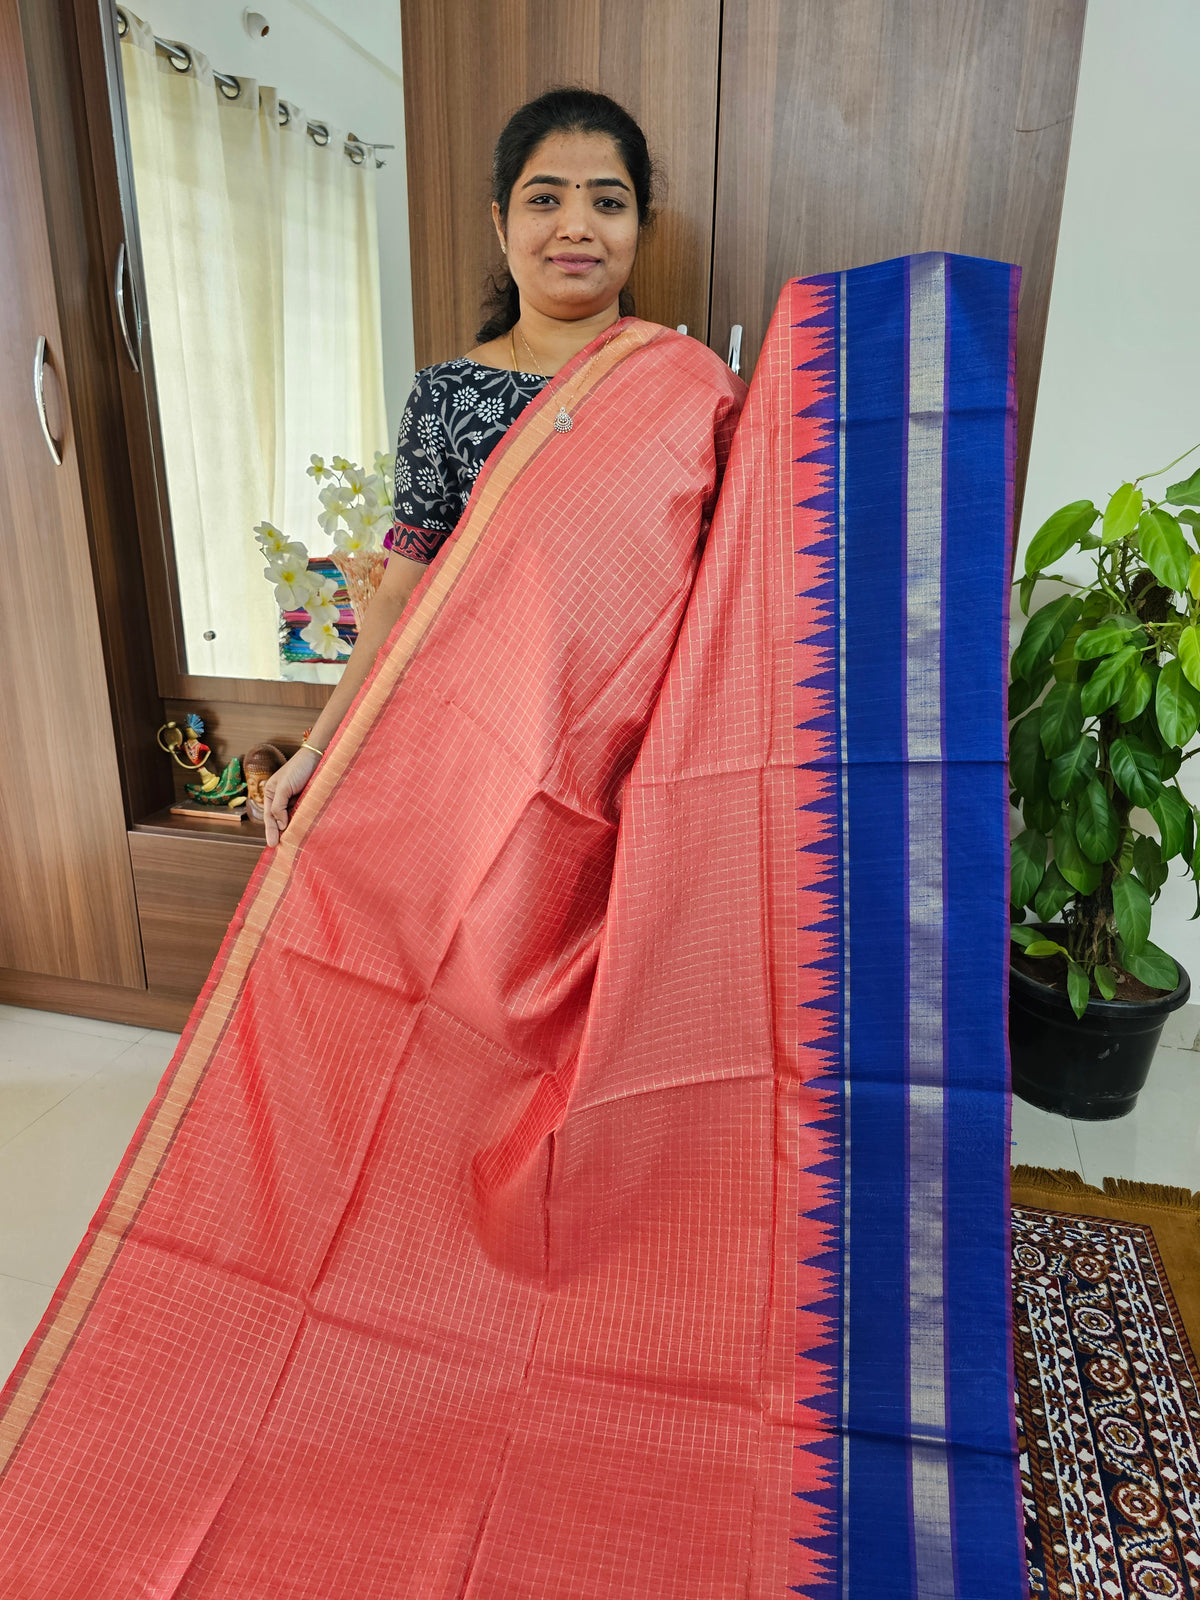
[1010,939,1191,1121]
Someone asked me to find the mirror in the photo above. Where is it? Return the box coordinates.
[112,0,414,683]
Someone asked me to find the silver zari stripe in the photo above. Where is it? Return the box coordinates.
[904,253,954,1599]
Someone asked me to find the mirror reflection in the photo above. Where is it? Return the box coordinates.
[115,1,414,682]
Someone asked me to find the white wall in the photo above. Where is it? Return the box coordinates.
[1018,0,1200,973]
[127,0,414,443]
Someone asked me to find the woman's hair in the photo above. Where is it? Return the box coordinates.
[476,88,657,342]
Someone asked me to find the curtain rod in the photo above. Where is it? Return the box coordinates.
[114,8,394,167]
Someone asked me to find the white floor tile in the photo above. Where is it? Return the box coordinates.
[1010,1095,1082,1172]
[0,1014,155,1152]
[1159,1002,1200,1053]
[0,1003,147,1045]
[1069,1043,1200,1191]
[0,1272,53,1384]
[0,1034,174,1288]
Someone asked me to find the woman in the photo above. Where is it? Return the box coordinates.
[263,89,729,845]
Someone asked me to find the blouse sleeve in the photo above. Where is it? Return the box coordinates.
[385,372,457,564]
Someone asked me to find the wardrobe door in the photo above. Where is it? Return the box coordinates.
[710,0,1087,501]
[401,0,722,364]
[0,0,144,987]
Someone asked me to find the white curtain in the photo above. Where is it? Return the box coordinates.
[120,14,387,680]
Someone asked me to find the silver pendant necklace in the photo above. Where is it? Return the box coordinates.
[513,325,573,433]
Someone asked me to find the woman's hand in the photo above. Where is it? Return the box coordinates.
[263,748,321,846]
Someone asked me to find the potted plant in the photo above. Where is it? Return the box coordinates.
[1008,447,1199,1119]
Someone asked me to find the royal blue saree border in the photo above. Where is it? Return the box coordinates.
[787,253,1024,1599]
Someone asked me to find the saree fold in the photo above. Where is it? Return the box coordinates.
[0,260,1024,1599]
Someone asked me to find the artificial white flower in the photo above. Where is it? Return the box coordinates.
[253,520,292,556]
[373,450,394,482]
[300,616,351,659]
[332,524,367,554]
[308,591,340,626]
[319,481,351,511]
[311,576,340,608]
[265,556,316,611]
[317,507,343,535]
[343,467,367,497]
[330,455,351,473]
[306,454,327,481]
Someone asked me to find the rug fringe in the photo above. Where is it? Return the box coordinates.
[1102,1176,1200,1211]
[1011,1165,1101,1194]
[1012,1165,1200,1211]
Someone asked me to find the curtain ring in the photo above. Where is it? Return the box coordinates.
[115,7,128,37]
[218,75,242,100]
[308,122,330,147]
[277,102,291,126]
[167,43,192,73]
[347,143,364,165]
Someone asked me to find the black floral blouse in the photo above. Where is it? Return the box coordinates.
[385,358,549,564]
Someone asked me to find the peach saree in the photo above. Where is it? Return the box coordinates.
[0,262,1025,1599]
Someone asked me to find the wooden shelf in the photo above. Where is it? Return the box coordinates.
[132,807,267,849]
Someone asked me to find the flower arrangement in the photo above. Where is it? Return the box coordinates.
[254,451,394,661]
[1008,445,1200,1016]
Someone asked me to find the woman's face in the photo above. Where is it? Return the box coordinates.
[494,131,640,324]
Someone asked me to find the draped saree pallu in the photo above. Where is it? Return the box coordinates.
[0,261,1022,1599]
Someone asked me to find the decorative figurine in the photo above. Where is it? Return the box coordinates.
[157,713,220,795]
[157,713,247,822]
[187,756,247,809]
[243,743,286,822]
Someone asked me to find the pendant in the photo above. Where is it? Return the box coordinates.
[554,407,573,434]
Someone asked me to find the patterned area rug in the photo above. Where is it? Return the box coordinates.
[1012,1169,1200,1600]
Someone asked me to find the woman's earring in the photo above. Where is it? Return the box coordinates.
[500,242,507,256]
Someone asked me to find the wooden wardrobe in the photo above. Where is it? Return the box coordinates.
[0,0,1086,1029]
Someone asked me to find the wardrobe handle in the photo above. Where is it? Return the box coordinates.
[676,324,688,335]
[113,241,141,372]
[726,324,743,377]
[32,336,63,466]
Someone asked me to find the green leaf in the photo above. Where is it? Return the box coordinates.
[1008,676,1037,721]
[1024,939,1066,957]
[1023,791,1060,835]
[1025,501,1099,576]
[1117,662,1155,722]
[1009,924,1042,948]
[1038,682,1083,759]
[1155,659,1200,748]
[1012,596,1084,682]
[1080,646,1140,718]
[1179,624,1200,692]
[1110,735,1164,807]
[1009,709,1048,801]
[1018,572,1038,615]
[1119,938,1179,993]
[1164,463,1200,507]
[1049,734,1098,800]
[1149,785,1191,861]
[1066,959,1091,1018]
[1033,862,1075,921]
[1102,483,1143,544]
[1094,964,1118,1000]
[1074,620,1138,659]
[1053,811,1102,894]
[1133,834,1168,895]
[1112,872,1152,955]
[1075,778,1119,863]
[1138,508,1192,591]
[1010,829,1047,908]
[1190,553,1200,600]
